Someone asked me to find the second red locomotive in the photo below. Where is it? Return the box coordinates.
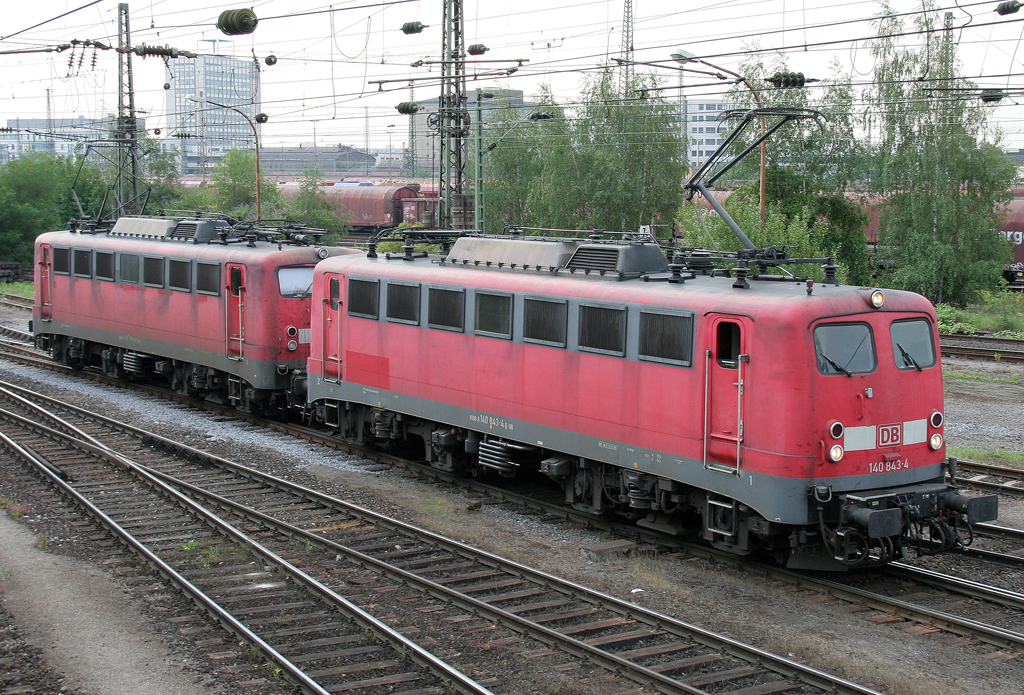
[304,232,997,570]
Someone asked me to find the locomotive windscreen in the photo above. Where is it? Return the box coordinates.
[279,266,315,298]
[813,323,877,376]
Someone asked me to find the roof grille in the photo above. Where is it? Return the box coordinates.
[170,222,198,239]
[566,247,619,271]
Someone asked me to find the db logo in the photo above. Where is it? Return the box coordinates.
[878,423,902,447]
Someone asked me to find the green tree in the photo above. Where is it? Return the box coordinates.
[866,5,1014,305]
[209,148,284,219]
[0,152,106,265]
[286,167,350,243]
[483,70,686,234]
[137,137,184,212]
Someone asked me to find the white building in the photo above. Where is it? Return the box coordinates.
[686,99,734,169]
[165,54,261,176]
[0,116,138,166]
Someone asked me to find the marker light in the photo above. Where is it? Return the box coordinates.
[930,411,943,428]
[287,340,298,351]
[829,444,844,462]
[869,290,885,308]
[830,421,844,439]
[930,433,944,450]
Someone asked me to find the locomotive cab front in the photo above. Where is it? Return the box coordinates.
[792,289,998,568]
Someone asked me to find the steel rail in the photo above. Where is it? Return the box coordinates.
[886,563,1024,610]
[4,363,1024,659]
[940,345,1024,363]
[0,428,332,695]
[0,407,495,695]
[0,380,884,695]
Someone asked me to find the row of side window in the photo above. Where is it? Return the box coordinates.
[336,277,695,367]
[51,247,221,296]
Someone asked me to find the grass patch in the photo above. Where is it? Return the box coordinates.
[936,290,1024,335]
[1,281,33,298]
[949,447,1024,468]
[945,371,1022,384]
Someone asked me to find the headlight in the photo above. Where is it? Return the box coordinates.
[929,433,943,450]
[930,411,943,428]
[829,421,844,439]
[287,340,298,351]
[869,290,885,308]
[829,444,844,462]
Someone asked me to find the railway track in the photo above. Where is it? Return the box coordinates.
[0,381,881,695]
[939,333,1024,363]
[0,293,32,311]
[2,337,1024,676]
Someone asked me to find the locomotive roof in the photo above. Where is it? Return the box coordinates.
[318,241,935,322]
[37,229,356,265]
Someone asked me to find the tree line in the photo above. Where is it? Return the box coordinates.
[0,145,348,268]
[482,1,1016,306]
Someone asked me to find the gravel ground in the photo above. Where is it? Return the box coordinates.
[1,309,1023,695]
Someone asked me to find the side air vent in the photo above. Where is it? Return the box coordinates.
[566,246,619,272]
[170,222,198,239]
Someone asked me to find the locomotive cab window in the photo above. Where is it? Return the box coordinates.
[119,254,139,284]
[475,292,512,339]
[524,296,567,347]
[579,303,626,357]
[95,252,114,281]
[329,278,341,311]
[168,259,191,292]
[428,287,465,332]
[716,321,741,368]
[813,322,877,376]
[386,282,420,325]
[348,278,379,319]
[229,267,242,296]
[73,250,91,278]
[278,266,315,298]
[53,248,70,275]
[143,256,164,288]
[196,262,220,295]
[890,318,936,371]
[640,310,694,366]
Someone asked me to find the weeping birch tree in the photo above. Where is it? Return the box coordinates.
[867,5,1014,305]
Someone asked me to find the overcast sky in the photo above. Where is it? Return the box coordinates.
[3,0,1024,150]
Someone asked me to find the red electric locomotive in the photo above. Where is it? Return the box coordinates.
[32,215,355,413]
[305,231,996,569]
[305,109,997,570]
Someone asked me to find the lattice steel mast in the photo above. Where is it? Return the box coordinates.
[115,2,142,217]
[438,0,469,228]
[619,0,634,96]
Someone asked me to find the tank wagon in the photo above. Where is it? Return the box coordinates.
[33,215,356,413]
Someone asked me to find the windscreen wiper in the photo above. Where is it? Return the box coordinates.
[897,342,922,372]
[817,347,853,377]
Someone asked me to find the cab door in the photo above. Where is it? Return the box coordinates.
[38,244,52,321]
[226,264,245,360]
[322,274,343,382]
[704,317,749,473]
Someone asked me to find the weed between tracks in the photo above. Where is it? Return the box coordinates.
[949,447,1024,468]
[945,371,1021,384]
[0,493,30,522]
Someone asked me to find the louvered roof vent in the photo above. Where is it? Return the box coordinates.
[446,237,669,276]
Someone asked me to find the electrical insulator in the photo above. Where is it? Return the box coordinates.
[997,1,1021,15]
[396,102,420,114]
[133,44,180,58]
[980,89,1006,103]
[163,83,171,90]
[402,21,426,34]
[154,129,161,135]
[467,44,489,56]
[217,9,258,36]
[265,55,277,66]
[255,113,269,124]
[767,71,806,89]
